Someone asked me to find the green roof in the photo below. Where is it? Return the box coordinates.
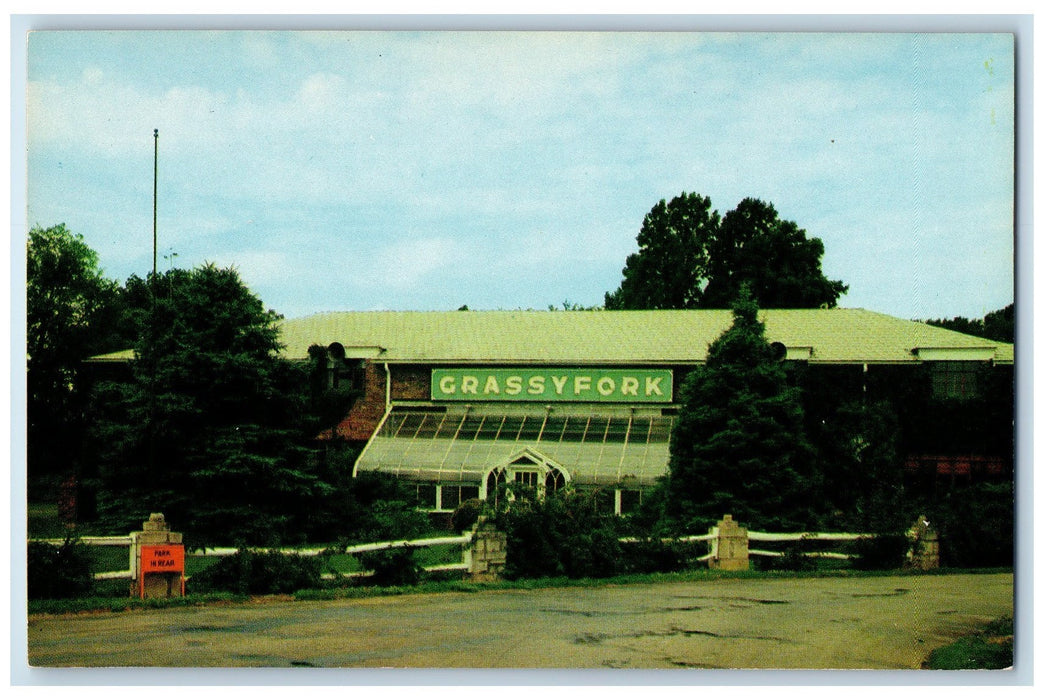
[276,309,1014,366]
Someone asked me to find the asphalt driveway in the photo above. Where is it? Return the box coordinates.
[27,572,1013,670]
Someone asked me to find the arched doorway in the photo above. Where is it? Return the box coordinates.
[482,448,569,506]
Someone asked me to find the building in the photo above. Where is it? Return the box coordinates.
[276,309,1015,516]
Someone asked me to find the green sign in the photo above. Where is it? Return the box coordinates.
[431,368,673,403]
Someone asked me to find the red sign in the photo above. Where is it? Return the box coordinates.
[141,544,185,573]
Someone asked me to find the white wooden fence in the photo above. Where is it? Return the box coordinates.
[30,533,475,582]
[31,516,934,585]
[747,530,871,560]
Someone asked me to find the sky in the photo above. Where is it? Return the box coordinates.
[24,28,1017,321]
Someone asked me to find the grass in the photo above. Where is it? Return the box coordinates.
[923,616,1014,670]
[26,503,71,540]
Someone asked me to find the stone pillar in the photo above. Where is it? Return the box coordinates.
[466,517,507,582]
[907,515,940,570]
[129,513,186,599]
[709,514,749,571]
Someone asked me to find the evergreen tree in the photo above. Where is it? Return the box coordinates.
[666,289,820,531]
[89,265,332,546]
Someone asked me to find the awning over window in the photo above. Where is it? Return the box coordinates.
[354,411,674,487]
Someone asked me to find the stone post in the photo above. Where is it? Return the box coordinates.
[129,513,186,599]
[907,515,940,570]
[466,516,507,582]
[709,514,749,571]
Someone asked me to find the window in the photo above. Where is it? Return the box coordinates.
[486,468,508,506]
[539,417,567,442]
[560,416,589,442]
[514,471,540,488]
[434,414,465,439]
[544,468,566,493]
[477,416,505,439]
[499,416,524,441]
[620,489,643,514]
[605,417,630,443]
[517,416,544,440]
[414,414,441,438]
[931,362,981,400]
[439,484,482,509]
[456,415,485,440]
[414,483,437,509]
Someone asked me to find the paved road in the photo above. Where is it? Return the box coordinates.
[27,573,1013,669]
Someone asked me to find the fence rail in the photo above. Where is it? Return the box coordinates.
[30,533,476,582]
[746,530,874,561]
[35,536,132,547]
[30,514,938,586]
[747,531,870,542]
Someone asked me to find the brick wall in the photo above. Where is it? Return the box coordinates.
[333,361,387,440]
[390,365,430,401]
[332,363,435,440]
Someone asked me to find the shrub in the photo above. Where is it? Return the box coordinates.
[852,533,909,570]
[188,549,322,595]
[495,487,625,580]
[357,548,421,586]
[350,499,430,544]
[618,537,692,574]
[450,498,485,533]
[27,536,94,600]
[929,482,1014,568]
[757,545,817,572]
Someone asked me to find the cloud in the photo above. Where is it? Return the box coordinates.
[341,236,467,291]
[25,31,1016,321]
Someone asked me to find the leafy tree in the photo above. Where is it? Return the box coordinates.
[811,399,908,533]
[27,224,128,484]
[605,192,718,310]
[88,264,334,547]
[665,289,820,532]
[606,194,847,310]
[924,303,1014,344]
[981,304,1015,344]
[702,198,848,308]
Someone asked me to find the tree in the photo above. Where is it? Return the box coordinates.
[665,288,820,532]
[811,398,908,533]
[702,198,848,309]
[606,194,847,310]
[924,303,1014,344]
[605,192,718,310]
[27,224,126,482]
[89,264,334,546]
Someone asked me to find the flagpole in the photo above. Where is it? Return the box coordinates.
[153,128,158,277]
